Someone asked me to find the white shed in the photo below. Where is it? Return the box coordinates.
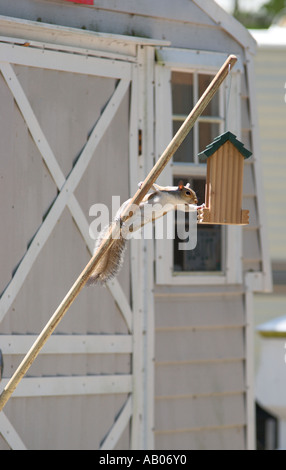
[0,0,272,450]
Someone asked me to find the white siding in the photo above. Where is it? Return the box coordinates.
[154,289,247,450]
[254,48,286,263]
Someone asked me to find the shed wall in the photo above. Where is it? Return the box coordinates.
[253,48,286,264]
[154,290,247,449]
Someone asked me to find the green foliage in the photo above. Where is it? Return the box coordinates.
[262,0,286,15]
[233,0,286,29]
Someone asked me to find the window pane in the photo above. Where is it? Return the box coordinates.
[173,177,222,273]
[199,122,220,153]
[173,122,194,162]
[172,72,193,115]
[199,74,219,116]
[174,225,222,272]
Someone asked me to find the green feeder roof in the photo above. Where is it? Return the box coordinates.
[198,131,252,162]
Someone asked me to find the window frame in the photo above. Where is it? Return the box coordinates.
[154,48,243,286]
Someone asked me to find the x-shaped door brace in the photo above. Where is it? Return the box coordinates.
[0,62,132,449]
[0,61,133,450]
[0,62,132,332]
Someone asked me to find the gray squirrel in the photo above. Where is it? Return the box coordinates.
[87,181,204,285]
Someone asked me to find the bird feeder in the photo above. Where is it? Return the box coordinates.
[198,131,252,225]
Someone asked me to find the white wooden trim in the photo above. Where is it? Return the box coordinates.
[225,71,243,285]
[128,47,155,449]
[154,65,173,184]
[154,64,173,285]
[100,395,132,450]
[141,47,156,450]
[0,375,132,398]
[161,273,228,286]
[244,50,273,293]
[0,413,27,450]
[0,65,130,324]
[156,48,243,73]
[0,335,132,355]
[0,35,137,63]
[130,51,145,450]
[0,42,131,80]
[171,162,207,177]
[0,15,169,48]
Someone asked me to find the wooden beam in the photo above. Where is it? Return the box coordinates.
[0,42,132,79]
[0,335,132,355]
[0,54,237,412]
[0,375,132,397]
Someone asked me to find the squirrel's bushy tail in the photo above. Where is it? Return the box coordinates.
[86,225,127,285]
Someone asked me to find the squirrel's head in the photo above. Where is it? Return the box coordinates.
[177,181,198,205]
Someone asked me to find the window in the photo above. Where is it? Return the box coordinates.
[172,72,222,163]
[173,176,222,273]
[171,70,224,276]
[155,49,242,285]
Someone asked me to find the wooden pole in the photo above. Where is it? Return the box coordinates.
[0,54,237,412]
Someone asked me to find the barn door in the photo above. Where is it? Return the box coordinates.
[0,35,148,450]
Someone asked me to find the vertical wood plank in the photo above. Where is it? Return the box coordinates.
[129,55,144,450]
[143,46,156,451]
[209,153,216,223]
[231,149,239,223]
[236,157,244,224]
[220,144,228,223]
[214,150,222,223]
[226,143,234,223]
